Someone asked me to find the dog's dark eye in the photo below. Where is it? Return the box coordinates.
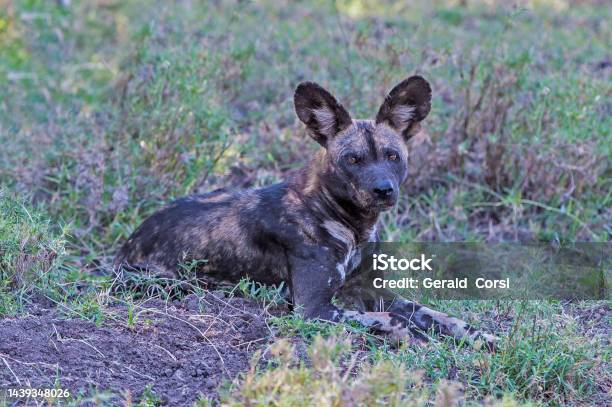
[346,155,358,165]
[387,153,398,161]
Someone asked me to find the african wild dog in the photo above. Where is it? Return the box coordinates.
[114,76,497,349]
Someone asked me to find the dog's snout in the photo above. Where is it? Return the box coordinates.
[372,180,395,199]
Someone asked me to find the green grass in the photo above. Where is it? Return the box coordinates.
[0,0,609,405]
[0,190,67,316]
[263,299,607,406]
[372,301,602,405]
[221,334,541,406]
[1,0,609,248]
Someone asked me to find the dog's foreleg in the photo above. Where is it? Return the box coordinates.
[338,280,497,350]
[339,310,430,343]
[386,297,498,350]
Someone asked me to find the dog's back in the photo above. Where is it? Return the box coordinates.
[114,184,295,285]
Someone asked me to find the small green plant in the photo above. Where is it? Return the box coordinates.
[193,395,215,407]
[66,294,107,326]
[234,277,287,306]
[127,298,137,329]
[111,267,191,301]
[130,385,162,407]
[178,258,209,278]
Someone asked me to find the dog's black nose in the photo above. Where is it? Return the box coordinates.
[372,180,395,199]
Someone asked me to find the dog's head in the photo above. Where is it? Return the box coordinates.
[294,76,431,214]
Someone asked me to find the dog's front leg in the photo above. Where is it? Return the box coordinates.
[288,249,428,341]
[338,273,498,350]
[386,292,497,350]
[366,284,498,350]
[288,247,348,321]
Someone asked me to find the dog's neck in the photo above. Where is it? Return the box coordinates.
[289,153,379,239]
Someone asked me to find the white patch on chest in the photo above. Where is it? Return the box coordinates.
[336,249,358,282]
[324,221,377,282]
[323,220,356,248]
[324,220,355,282]
[367,226,378,243]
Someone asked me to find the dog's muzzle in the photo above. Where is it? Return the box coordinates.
[371,180,398,208]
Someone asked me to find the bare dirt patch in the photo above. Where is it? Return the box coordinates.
[0,292,278,406]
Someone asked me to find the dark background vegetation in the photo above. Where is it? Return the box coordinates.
[0,0,609,405]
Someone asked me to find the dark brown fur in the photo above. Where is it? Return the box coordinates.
[114,76,497,349]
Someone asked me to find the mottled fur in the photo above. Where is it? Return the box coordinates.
[114,76,496,350]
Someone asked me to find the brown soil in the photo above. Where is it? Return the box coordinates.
[0,292,278,406]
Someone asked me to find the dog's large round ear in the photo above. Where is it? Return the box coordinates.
[294,82,352,147]
[375,76,432,140]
